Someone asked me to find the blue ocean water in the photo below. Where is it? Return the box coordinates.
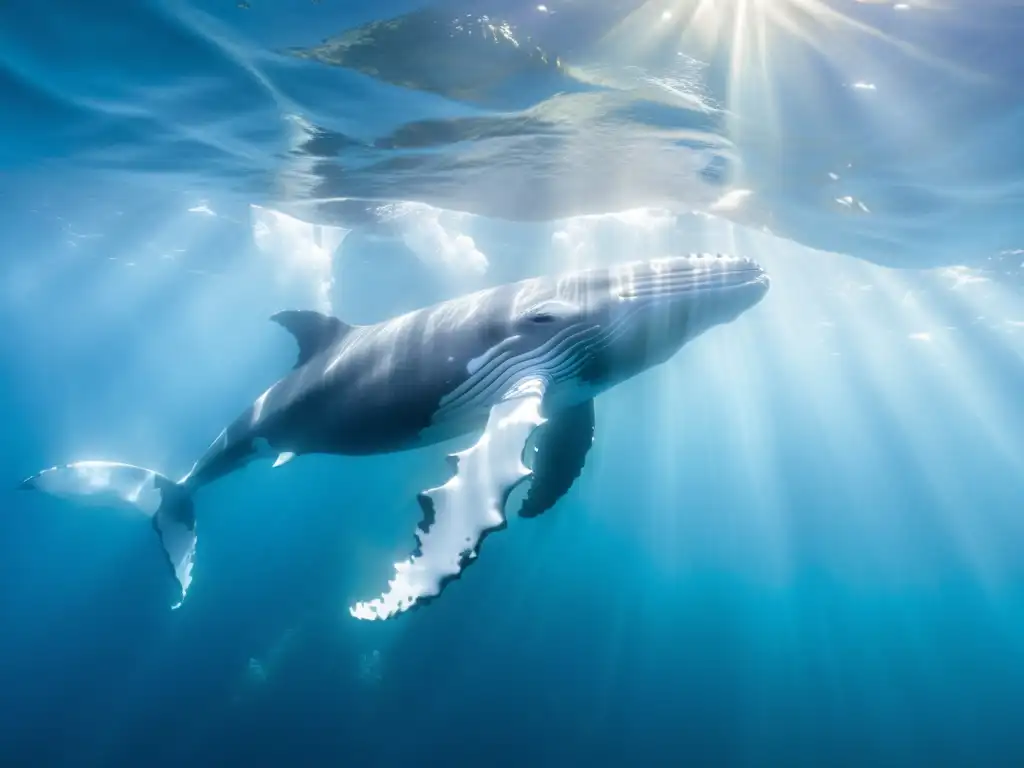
[2,1,1024,765]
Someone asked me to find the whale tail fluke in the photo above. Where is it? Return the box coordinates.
[19,461,197,608]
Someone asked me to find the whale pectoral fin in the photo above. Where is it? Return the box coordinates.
[350,377,548,621]
[518,399,595,519]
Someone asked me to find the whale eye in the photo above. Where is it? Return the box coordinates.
[518,300,582,328]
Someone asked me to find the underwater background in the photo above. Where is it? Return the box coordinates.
[2,0,1024,765]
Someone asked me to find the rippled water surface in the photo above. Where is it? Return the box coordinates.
[4,0,1023,266]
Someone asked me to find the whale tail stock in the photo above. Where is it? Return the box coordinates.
[18,461,197,608]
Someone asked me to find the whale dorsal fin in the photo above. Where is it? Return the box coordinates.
[271,310,352,368]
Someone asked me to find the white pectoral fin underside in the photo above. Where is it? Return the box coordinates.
[349,377,548,621]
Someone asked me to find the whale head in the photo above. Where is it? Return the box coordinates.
[506,254,770,400]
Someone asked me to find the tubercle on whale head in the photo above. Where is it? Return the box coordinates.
[543,253,770,389]
[431,253,769,422]
[603,253,769,302]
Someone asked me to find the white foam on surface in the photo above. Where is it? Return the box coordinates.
[250,204,350,313]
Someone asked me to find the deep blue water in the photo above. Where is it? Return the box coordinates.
[2,1,1024,766]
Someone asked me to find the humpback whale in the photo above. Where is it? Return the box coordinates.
[20,254,769,620]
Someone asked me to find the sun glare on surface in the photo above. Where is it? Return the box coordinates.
[597,0,971,179]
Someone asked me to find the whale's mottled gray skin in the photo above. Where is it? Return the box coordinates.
[185,254,767,487]
[21,254,769,614]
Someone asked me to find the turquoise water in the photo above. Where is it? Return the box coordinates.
[2,1,1024,765]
